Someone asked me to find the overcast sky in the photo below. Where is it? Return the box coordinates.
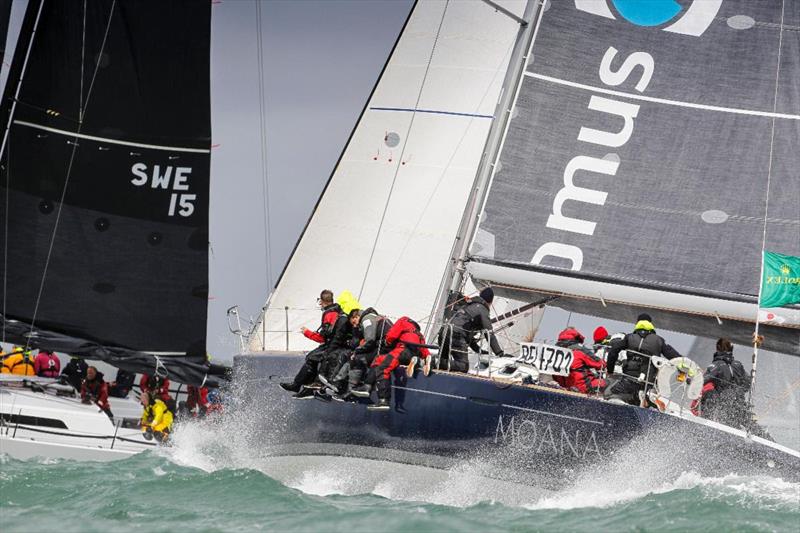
[208,0,413,359]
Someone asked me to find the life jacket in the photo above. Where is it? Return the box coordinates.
[621,327,664,375]
[450,297,491,333]
[35,351,61,378]
[3,350,36,376]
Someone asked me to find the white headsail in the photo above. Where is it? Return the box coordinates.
[249,0,527,352]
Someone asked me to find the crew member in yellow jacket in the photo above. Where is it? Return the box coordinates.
[139,391,174,443]
[1,346,36,375]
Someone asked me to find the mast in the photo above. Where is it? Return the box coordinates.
[427,0,541,336]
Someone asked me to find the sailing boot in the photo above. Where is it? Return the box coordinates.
[367,380,391,411]
[280,382,300,393]
[367,398,390,411]
[293,388,316,400]
[350,384,372,398]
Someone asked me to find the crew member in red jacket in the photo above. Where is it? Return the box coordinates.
[140,374,172,402]
[280,289,347,397]
[34,350,61,378]
[356,316,429,411]
[553,328,606,394]
[81,366,113,418]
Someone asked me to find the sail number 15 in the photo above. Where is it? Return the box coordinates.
[130,163,196,217]
[517,343,574,377]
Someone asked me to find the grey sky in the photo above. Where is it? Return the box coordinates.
[208,0,413,359]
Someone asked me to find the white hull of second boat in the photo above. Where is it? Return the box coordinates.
[0,377,156,462]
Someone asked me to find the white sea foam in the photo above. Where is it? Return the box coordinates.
[160,395,800,511]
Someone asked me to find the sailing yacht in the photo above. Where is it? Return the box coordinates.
[235,0,800,486]
[0,0,225,460]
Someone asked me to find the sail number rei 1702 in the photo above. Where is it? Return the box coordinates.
[130,163,196,217]
[518,343,574,376]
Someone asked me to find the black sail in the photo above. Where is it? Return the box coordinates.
[0,0,219,384]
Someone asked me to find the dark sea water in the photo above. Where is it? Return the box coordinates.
[2,416,799,532]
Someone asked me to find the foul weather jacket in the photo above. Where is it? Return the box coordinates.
[303,303,346,345]
[34,352,61,378]
[141,399,174,433]
[449,297,502,355]
[371,316,430,380]
[140,374,172,402]
[81,374,111,413]
[606,321,680,378]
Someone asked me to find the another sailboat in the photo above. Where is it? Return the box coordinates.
[236,0,799,486]
[0,0,224,460]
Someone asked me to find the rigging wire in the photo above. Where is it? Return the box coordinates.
[255,0,274,295]
[750,0,786,408]
[26,0,117,350]
[357,0,451,301]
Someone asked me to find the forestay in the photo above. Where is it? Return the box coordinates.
[469,0,800,354]
[0,0,218,384]
[251,0,526,352]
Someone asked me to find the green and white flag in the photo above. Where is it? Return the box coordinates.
[760,251,800,308]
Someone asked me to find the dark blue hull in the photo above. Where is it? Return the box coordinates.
[234,354,800,486]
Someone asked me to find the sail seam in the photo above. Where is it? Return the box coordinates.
[369,106,493,119]
[12,120,211,153]
[526,72,800,121]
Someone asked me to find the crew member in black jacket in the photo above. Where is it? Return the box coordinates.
[604,313,680,405]
[439,287,504,373]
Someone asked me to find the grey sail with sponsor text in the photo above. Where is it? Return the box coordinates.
[0,0,224,384]
[466,1,800,354]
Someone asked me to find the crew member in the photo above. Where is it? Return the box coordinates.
[440,287,504,372]
[699,338,751,426]
[359,316,430,411]
[2,346,36,375]
[34,350,61,378]
[604,313,681,405]
[592,326,625,370]
[553,328,606,394]
[280,289,347,397]
[348,307,393,393]
[61,356,89,389]
[318,306,356,387]
[140,373,171,402]
[140,391,174,443]
[109,369,136,398]
[81,366,113,418]
[179,384,210,418]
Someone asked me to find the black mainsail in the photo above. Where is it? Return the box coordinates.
[0,0,221,384]
[465,0,800,354]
